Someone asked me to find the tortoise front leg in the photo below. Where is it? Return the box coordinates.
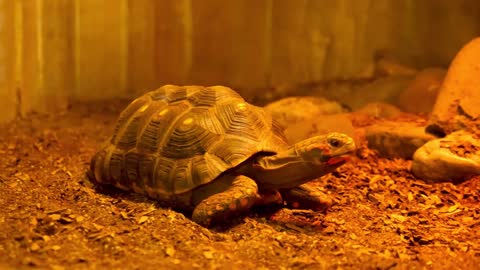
[192,175,259,227]
[280,183,332,213]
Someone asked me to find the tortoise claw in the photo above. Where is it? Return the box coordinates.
[257,189,283,206]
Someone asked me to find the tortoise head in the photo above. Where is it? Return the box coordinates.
[248,132,356,189]
[294,132,356,167]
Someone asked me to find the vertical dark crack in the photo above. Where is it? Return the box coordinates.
[457,105,474,120]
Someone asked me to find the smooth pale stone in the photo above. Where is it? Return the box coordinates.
[412,131,480,183]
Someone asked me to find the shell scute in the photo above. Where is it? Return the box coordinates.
[137,102,189,153]
[160,113,223,159]
[187,86,218,107]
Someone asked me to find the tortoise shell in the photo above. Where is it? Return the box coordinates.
[90,85,289,202]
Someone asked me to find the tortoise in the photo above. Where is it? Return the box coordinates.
[88,85,356,227]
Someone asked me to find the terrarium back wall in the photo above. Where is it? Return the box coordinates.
[1,0,480,124]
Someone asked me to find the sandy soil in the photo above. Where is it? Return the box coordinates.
[0,100,479,270]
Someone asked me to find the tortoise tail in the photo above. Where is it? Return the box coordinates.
[89,149,108,185]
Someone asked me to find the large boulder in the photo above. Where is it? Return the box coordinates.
[283,113,355,144]
[263,96,354,144]
[397,68,446,114]
[264,96,348,128]
[341,75,413,111]
[356,102,403,119]
[427,37,480,136]
[373,53,418,77]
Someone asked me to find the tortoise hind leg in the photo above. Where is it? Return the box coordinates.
[192,175,259,227]
[280,183,332,213]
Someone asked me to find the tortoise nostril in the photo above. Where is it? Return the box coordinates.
[328,138,341,148]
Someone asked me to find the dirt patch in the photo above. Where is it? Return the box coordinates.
[1,100,479,270]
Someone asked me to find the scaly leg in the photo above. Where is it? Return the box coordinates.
[280,183,332,213]
[192,175,259,227]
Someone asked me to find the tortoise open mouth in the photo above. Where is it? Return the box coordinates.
[326,155,350,165]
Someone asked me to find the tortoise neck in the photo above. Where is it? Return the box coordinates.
[256,147,302,173]
[239,147,333,190]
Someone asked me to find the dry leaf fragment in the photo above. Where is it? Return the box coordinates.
[461,216,474,223]
[92,223,104,231]
[30,242,41,252]
[323,226,335,234]
[60,217,73,224]
[447,204,458,213]
[390,214,407,223]
[137,216,148,224]
[430,195,442,205]
[120,212,129,220]
[284,223,306,233]
[165,246,176,256]
[30,217,38,226]
[49,214,62,221]
[138,209,156,216]
[203,251,214,259]
[332,249,345,256]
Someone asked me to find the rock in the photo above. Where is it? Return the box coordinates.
[355,102,403,119]
[427,37,480,136]
[397,68,446,114]
[366,121,436,159]
[373,53,418,77]
[345,75,414,110]
[283,114,355,144]
[412,131,480,183]
[264,96,348,128]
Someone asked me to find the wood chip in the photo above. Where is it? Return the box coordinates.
[49,214,62,221]
[30,242,41,252]
[390,214,407,223]
[120,211,129,220]
[203,251,214,259]
[137,216,148,224]
[165,247,176,256]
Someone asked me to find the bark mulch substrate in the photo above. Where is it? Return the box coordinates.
[1,100,479,270]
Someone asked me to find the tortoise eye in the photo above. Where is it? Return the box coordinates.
[328,138,341,148]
